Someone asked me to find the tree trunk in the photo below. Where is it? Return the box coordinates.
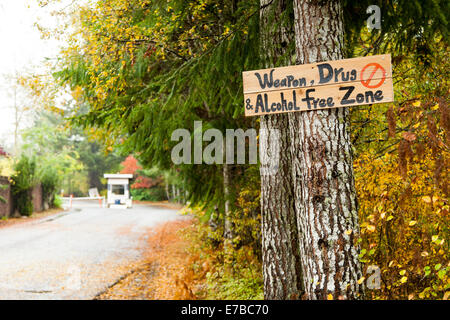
[165,182,170,201]
[223,163,232,238]
[290,0,364,299]
[13,84,19,156]
[223,162,233,253]
[259,0,303,300]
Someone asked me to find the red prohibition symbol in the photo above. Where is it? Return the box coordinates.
[360,62,386,89]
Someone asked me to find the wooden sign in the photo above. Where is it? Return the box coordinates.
[242,54,394,116]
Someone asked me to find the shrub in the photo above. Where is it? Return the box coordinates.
[131,187,167,201]
[40,166,60,208]
[11,156,36,216]
[53,195,63,208]
[186,215,263,300]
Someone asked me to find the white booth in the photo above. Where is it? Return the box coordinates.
[104,174,133,208]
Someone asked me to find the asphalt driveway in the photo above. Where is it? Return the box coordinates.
[0,201,185,299]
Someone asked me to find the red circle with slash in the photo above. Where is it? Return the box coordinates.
[360,62,386,89]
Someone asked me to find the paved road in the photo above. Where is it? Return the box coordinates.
[0,201,185,299]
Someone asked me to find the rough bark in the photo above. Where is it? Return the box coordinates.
[260,0,303,300]
[290,0,364,299]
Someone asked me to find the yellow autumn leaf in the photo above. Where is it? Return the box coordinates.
[400,276,408,283]
[409,220,417,226]
[366,225,376,232]
[422,196,432,203]
[327,293,333,300]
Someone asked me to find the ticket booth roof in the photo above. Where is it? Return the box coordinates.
[104,174,133,179]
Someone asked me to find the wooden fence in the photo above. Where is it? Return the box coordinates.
[0,176,43,218]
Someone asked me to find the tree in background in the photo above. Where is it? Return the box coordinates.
[120,155,168,202]
[76,138,124,192]
[20,110,123,197]
[120,156,141,175]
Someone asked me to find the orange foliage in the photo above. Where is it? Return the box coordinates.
[120,155,141,174]
[96,219,207,300]
[120,155,156,189]
[131,176,154,189]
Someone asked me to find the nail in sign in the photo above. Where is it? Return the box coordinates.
[242,54,394,116]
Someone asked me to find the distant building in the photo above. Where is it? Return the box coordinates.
[104,174,133,208]
[0,146,8,157]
